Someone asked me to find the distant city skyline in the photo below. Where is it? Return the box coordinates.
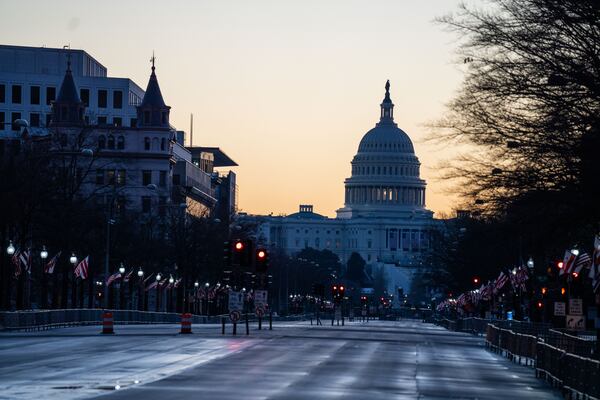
[1,0,471,217]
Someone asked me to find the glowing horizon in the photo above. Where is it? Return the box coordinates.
[1,0,468,218]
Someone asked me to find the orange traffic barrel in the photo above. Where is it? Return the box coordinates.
[180,313,192,334]
[102,312,114,334]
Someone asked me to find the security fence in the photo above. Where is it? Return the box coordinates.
[433,317,600,399]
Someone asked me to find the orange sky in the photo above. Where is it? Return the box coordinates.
[2,0,472,217]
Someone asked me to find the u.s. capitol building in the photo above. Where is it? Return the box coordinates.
[242,82,437,291]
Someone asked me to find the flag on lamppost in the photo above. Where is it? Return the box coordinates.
[145,281,158,291]
[12,248,31,278]
[106,272,122,287]
[123,269,134,282]
[573,252,592,275]
[44,251,61,274]
[561,250,577,275]
[12,249,22,277]
[74,256,89,279]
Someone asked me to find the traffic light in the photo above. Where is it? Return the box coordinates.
[223,241,231,266]
[360,295,368,305]
[561,287,566,296]
[541,287,547,296]
[537,301,543,309]
[331,284,345,303]
[472,276,480,285]
[232,239,253,267]
[255,248,269,272]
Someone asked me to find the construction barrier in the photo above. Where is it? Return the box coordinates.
[101,312,114,334]
[180,313,192,334]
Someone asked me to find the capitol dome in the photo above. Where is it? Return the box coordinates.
[337,81,428,219]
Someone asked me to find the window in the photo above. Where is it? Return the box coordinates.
[12,85,22,104]
[159,170,167,187]
[0,112,4,130]
[160,137,166,151]
[98,135,106,149]
[80,89,89,106]
[113,90,122,109]
[98,90,107,108]
[113,117,122,127]
[97,116,107,125]
[11,112,21,131]
[46,87,56,105]
[367,239,372,249]
[142,196,151,213]
[30,113,40,127]
[117,169,126,186]
[30,86,40,105]
[142,170,152,186]
[96,169,104,185]
[159,196,167,216]
[0,84,4,103]
[107,135,115,149]
[130,118,137,127]
[117,135,124,149]
[144,137,150,150]
[106,169,116,185]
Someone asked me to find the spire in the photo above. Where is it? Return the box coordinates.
[136,54,171,128]
[51,50,85,127]
[379,80,394,123]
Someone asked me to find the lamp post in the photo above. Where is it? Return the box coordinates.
[39,246,48,309]
[204,282,210,316]
[69,253,77,309]
[6,241,15,256]
[118,264,125,309]
[168,275,175,312]
[155,273,162,312]
[137,268,144,311]
[194,281,199,314]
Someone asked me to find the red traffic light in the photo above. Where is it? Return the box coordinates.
[333,286,337,291]
[557,261,564,269]
[235,241,244,251]
[339,286,344,292]
[537,301,543,308]
[472,277,479,284]
[257,250,266,259]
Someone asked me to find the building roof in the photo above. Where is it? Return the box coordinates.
[55,60,81,103]
[139,61,167,108]
[189,146,238,167]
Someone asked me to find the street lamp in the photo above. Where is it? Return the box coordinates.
[137,268,144,278]
[156,273,162,281]
[527,257,534,269]
[169,275,174,284]
[6,241,15,255]
[40,246,48,260]
[571,248,580,256]
[69,253,77,265]
[155,273,162,312]
[119,264,125,275]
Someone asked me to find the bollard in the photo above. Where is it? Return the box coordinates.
[180,313,192,334]
[101,312,114,334]
[245,313,249,335]
[342,316,344,326]
[259,317,262,330]
[221,317,225,335]
[233,322,237,335]
[269,311,273,330]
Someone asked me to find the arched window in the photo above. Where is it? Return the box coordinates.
[144,137,150,151]
[107,135,115,150]
[98,135,106,149]
[161,138,166,151]
[117,135,125,150]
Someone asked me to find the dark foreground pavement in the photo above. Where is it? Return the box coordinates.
[0,319,561,399]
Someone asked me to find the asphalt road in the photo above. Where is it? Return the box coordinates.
[0,319,561,399]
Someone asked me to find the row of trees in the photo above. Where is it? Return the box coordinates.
[419,0,600,301]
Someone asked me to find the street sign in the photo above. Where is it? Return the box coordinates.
[255,306,265,317]
[566,315,585,330]
[569,299,583,316]
[228,290,243,313]
[254,290,268,308]
[554,302,566,316]
[229,310,241,323]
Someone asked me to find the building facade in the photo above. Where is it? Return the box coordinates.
[0,45,144,132]
[244,82,437,293]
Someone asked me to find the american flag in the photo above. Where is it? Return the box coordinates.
[589,236,600,293]
[173,278,181,288]
[561,250,577,275]
[12,248,31,278]
[145,281,158,291]
[12,249,22,277]
[44,251,61,274]
[573,252,592,275]
[494,272,509,293]
[123,269,134,282]
[481,283,493,301]
[74,256,89,279]
[106,272,122,287]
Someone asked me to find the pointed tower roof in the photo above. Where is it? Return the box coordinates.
[140,55,167,108]
[56,57,81,103]
[379,79,394,124]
